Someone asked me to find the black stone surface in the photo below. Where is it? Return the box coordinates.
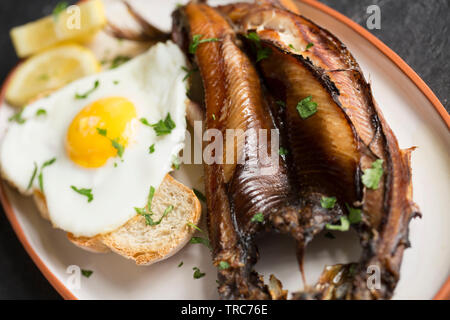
[0,0,448,300]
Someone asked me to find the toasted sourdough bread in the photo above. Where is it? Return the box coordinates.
[33,174,201,265]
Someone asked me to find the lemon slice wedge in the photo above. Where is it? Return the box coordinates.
[5,44,101,107]
[10,0,106,58]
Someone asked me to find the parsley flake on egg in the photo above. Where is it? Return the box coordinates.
[141,113,176,136]
[189,34,220,54]
[75,80,99,99]
[71,186,94,203]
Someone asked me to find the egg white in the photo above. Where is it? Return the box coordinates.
[0,41,187,237]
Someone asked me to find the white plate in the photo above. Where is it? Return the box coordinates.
[0,0,448,300]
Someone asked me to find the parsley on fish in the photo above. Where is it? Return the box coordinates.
[321,196,337,209]
[75,80,99,99]
[245,31,271,62]
[189,34,220,54]
[251,212,264,223]
[178,261,184,268]
[325,216,350,232]
[362,159,384,189]
[181,66,198,81]
[296,95,318,119]
[278,147,288,156]
[305,42,314,50]
[71,186,94,203]
[325,204,362,231]
[256,47,271,62]
[346,204,362,224]
[219,261,230,270]
[276,100,286,108]
[149,144,155,154]
[245,32,260,43]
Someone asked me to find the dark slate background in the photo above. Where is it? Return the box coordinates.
[0,0,448,299]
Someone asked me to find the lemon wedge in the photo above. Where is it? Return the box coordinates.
[10,0,106,58]
[5,44,101,107]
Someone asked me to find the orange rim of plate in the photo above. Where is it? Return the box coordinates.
[0,0,448,301]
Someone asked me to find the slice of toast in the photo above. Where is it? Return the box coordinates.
[36,174,200,265]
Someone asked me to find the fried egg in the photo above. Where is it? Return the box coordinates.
[0,41,187,237]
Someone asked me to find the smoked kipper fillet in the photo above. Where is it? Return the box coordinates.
[173,1,420,299]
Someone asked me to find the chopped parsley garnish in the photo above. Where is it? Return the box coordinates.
[71,186,94,203]
[219,261,230,270]
[362,159,384,190]
[325,216,350,232]
[8,109,26,124]
[256,47,271,62]
[193,189,206,202]
[110,56,131,69]
[136,204,173,226]
[278,147,288,156]
[296,95,318,119]
[27,162,38,190]
[190,236,211,249]
[172,155,181,170]
[250,212,264,223]
[96,128,107,136]
[181,66,198,81]
[75,80,99,99]
[276,100,286,108]
[81,269,93,278]
[141,113,176,136]
[178,261,184,268]
[289,44,296,50]
[52,1,68,20]
[189,34,220,54]
[149,144,155,154]
[245,32,260,43]
[38,158,56,192]
[96,128,124,159]
[113,80,119,85]
[346,204,362,224]
[244,32,271,62]
[212,113,216,120]
[305,42,314,50]
[135,186,173,227]
[36,109,47,116]
[111,139,124,158]
[321,196,337,209]
[187,222,203,233]
[193,267,205,279]
[325,204,362,231]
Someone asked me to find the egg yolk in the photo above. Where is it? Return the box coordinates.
[66,97,137,168]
